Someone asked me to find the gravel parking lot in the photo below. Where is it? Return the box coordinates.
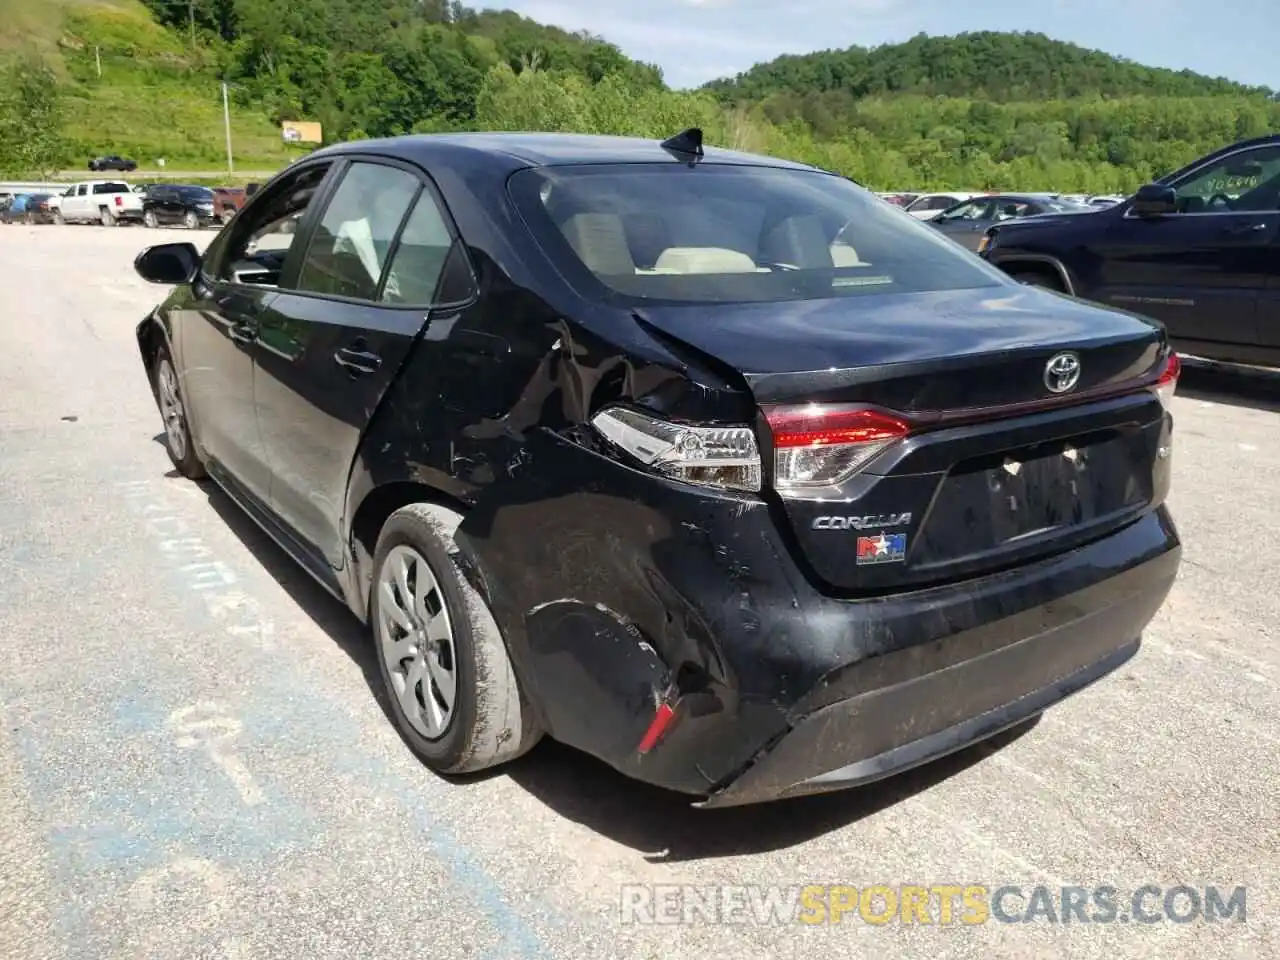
[1,224,1277,960]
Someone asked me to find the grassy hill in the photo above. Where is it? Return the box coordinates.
[0,0,306,174]
[3,5,1278,194]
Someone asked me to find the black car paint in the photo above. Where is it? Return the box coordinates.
[981,135,1280,368]
[143,185,220,227]
[136,133,1181,805]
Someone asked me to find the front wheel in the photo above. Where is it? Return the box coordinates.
[183,210,199,229]
[371,503,542,774]
[153,346,206,479]
[143,209,158,228]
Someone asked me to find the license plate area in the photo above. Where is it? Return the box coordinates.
[911,429,1153,568]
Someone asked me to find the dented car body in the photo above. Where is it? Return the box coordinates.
[134,131,1182,806]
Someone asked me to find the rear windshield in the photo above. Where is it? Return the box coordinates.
[509,164,1006,305]
[93,182,129,195]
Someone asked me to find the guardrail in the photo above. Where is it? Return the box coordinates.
[0,182,68,196]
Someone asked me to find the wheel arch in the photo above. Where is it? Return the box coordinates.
[135,313,171,403]
[347,479,472,620]
[992,254,1076,295]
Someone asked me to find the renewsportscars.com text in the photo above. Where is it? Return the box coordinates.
[619,884,1248,926]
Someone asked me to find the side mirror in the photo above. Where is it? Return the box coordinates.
[1131,184,1178,218]
[134,242,201,285]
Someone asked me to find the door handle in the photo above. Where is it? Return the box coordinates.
[1222,221,1269,234]
[334,345,382,376]
[228,323,257,344]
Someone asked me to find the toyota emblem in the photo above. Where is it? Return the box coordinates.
[1044,352,1081,394]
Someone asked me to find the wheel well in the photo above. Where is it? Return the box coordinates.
[349,481,472,605]
[1002,260,1068,292]
[137,319,165,397]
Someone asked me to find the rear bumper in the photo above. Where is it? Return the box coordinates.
[457,434,1181,805]
[700,618,1148,808]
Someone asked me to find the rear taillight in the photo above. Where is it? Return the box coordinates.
[590,407,762,492]
[114,196,123,207]
[765,405,911,488]
[1151,352,1180,411]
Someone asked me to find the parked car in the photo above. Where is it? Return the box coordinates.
[141,184,220,229]
[52,180,144,225]
[131,130,1181,807]
[212,186,248,224]
[1,193,57,224]
[980,135,1280,369]
[89,154,138,172]
[876,192,918,207]
[903,191,985,220]
[930,193,1094,251]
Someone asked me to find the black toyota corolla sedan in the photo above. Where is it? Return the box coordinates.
[132,129,1181,807]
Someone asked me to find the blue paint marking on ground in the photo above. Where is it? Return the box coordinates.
[239,681,558,959]
[8,674,323,958]
[0,476,559,958]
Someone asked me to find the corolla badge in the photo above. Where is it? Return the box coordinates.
[1044,352,1082,394]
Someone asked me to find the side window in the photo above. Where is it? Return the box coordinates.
[213,164,332,287]
[940,200,992,221]
[381,191,458,305]
[295,162,420,302]
[75,185,87,197]
[1172,146,1280,213]
[928,196,957,210]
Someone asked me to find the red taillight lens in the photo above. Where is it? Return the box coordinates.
[765,405,912,488]
[1152,352,1180,411]
[114,196,123,207]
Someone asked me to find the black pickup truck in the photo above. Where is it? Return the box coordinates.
[980,135,1280,370]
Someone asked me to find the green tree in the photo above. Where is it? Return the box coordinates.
[0,54,70,177]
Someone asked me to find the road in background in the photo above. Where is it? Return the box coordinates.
[1,226,1277,960]
[53,171,282,182]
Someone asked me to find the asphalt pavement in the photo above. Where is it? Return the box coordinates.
[0,225,1276,960]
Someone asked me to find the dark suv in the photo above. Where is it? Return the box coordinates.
[141,184,220,229]
[132,131,1182,807]
[980,135,1280,369]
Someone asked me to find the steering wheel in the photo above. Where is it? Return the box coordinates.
[1207,193,1234,209]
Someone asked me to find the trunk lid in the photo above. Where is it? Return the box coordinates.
[636,286,1173,592]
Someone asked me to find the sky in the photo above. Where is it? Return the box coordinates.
[494,0,1277,91]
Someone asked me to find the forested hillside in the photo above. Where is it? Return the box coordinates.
[705,31,1273,102]
[1,4,1277,195]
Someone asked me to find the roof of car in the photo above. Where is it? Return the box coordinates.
[308,132,826,175]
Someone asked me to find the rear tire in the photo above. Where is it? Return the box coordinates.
[143,209,158,229]
[52,209,64,226]
[371,503,542,775]
[99,206,116,227]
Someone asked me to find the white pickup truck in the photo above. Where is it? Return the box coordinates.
[48,180,144,226]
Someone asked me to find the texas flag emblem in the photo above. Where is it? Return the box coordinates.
[856,532,908,565]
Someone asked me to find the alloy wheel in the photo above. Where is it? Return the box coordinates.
[144,210,157,228]
[184,211,198,229]
[156,360,188,461]
[375,544,458,740]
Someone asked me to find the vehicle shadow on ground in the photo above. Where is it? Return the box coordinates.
[164,441,1039,861]
[504,720,1038,862]
[1178,362,1280,413]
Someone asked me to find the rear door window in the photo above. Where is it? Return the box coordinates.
[509,164,1006,305]
[295,161,421,302]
